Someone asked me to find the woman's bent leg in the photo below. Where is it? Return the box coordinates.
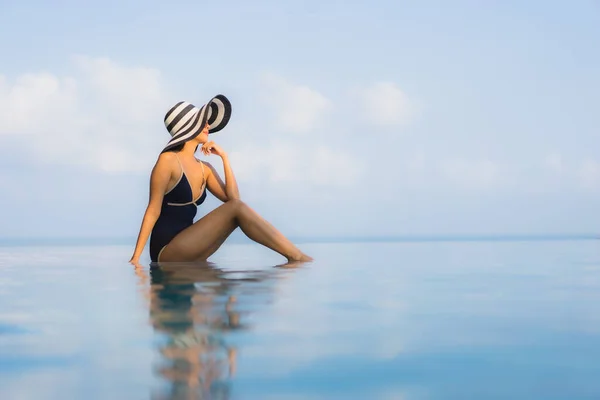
[159,199,311,262]
[234,200,311,262]
[158,201,240,262]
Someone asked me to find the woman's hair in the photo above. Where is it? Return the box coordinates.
[161,142,199,153]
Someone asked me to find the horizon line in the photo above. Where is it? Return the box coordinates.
[0,233,598,246]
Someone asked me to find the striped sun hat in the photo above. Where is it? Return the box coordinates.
[162,94,232,152]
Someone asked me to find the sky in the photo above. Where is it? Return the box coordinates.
[0,0,599,241]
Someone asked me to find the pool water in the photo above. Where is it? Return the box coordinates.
[1,239,599,399]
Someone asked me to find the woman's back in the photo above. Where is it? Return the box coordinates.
[149,153,207,261]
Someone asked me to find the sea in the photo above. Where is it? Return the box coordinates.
[0,236,599,400]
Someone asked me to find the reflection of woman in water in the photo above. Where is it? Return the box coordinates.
[140,263,248,399]
[129,95,312,265]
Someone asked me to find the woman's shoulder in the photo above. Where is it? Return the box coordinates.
[195,158,214,175]
[156,151,178,164]
[153,151,178,172]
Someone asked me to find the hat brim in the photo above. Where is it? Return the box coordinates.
[161,94,232,153]
[162,104,209,153]
[206,94,232,134]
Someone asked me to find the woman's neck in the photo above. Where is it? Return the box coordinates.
[180,142,199,157]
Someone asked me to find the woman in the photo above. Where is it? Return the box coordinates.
[129,94,312,265]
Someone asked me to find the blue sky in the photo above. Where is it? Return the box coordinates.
[0,0,599,241]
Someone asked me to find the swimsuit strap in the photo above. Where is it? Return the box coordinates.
[200,160,206,187]
[174,153,184,176]
[163,153,184,196]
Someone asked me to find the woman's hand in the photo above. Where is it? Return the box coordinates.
[201,141,226,158]
[129,256,142,268]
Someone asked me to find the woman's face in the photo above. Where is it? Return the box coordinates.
[196,123,210,143]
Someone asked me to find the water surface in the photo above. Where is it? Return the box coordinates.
[1,239,599,399]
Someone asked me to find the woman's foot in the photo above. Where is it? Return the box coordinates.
[286,252,313,263]
[276,259,308,269]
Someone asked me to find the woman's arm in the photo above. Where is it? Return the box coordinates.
[201,141,240,202]
[129,153,173,264]
[220,153,240,200]
[203,161,228,202]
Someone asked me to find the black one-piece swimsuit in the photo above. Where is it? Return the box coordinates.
[149,155,206,262]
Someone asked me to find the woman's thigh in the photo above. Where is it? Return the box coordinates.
[159,200,241,262]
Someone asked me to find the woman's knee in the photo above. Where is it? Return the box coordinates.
[226,198,244,209]
[224,198,248,218]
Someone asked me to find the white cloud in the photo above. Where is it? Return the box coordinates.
[0,59,363,206]
[259,72,332,134]
[0,55,174,173]
[0,72,78,135]
[73,55,165,124]
[309,145,363,186]
[536,154,600,192]
[361,81,413,126]
[228,139,363,187]
[220,74,362,191]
